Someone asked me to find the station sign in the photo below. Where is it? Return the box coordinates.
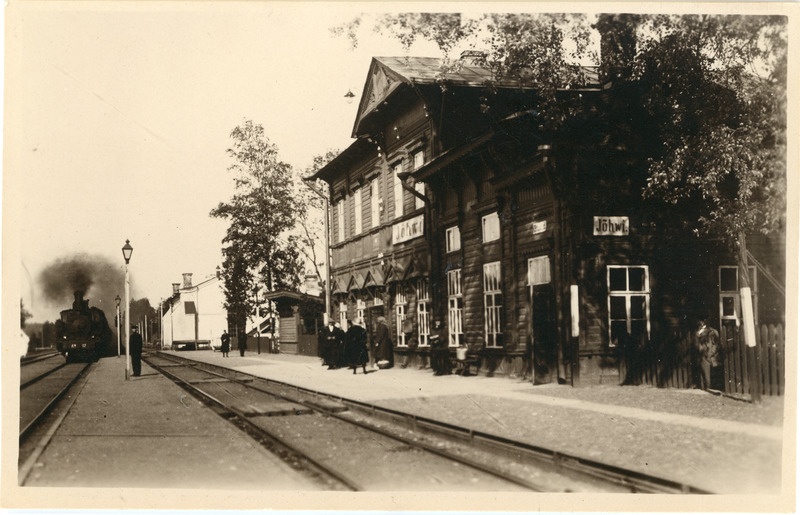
[392,214,425,244]
[593,216,629,236]
[531,220,547,235]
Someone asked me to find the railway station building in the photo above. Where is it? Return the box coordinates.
[309,54,785,387]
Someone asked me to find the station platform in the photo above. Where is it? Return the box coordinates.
[161,347,787,496]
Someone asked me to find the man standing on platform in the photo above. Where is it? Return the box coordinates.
[129,326,143,377]
[237,330,247,357]
[220,329,230,357]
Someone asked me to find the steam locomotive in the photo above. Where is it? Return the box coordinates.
[55,291,115,362]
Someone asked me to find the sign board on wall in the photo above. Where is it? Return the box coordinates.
[593,216,629,236]
[392,214,425,244]
[531,220,547,235]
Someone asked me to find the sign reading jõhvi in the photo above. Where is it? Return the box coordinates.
[593,216,629,236]
[392,214,425,244]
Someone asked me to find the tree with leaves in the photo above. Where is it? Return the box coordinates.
[211,120,305,332]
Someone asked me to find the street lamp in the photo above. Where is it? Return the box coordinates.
[115,295,121,357]
[303,179,331,325]
[122,239,133,380]
[344,90,355,104]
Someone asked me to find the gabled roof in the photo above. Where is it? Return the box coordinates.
[353,56,600,138]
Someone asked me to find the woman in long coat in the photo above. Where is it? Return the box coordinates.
[373,316,394,368]
[345,319,369,374]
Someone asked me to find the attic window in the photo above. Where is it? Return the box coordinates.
[184,302,196,315]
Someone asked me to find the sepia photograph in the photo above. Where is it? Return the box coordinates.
[2,1,796,513]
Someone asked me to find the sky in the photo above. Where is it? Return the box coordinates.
[5,2,794,327]
[5,1,448,323]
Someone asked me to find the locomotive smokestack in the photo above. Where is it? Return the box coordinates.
[73,290,89,312]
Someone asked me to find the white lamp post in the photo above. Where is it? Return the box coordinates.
[303,179,331,325]
[115,295,121,357]
[122,239,133,380]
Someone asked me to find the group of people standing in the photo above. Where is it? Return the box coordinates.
[318,316,394,374]
[219,329,246,358]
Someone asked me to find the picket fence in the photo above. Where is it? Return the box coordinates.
[618,323,785,397]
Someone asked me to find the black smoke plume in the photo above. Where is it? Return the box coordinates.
[39,254,125,321]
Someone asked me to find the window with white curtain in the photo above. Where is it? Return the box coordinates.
[482,212,500,242]
[336,201,345,243]
[416,279,430,347]
[446,226,461,253]
[393,163,404,218]
[483,261,503,347]
[447,269,463,347]
[370,178,380,228]
[354,187,362,235]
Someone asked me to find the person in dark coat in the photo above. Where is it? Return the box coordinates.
[237,331,247,357]
[333,322,347,368]
[319,319,344,369]
[129,326,143,377]
[695,318,721,390]
[373,316,393,369]
[400,318,416,369]
[345,318,369,374]
[430,319,450,376]
[220,330,230,357]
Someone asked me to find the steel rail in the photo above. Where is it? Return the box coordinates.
[21,363,68,390]
[21,351,61,366]
[19,363,92,443]
[18,365,93,485]
[157,351,712,494]
[153,353,548,492]
[144,356,361,491]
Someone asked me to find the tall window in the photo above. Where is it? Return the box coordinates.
[393,163,404,218]
[446,226,461,253]
[416,279,431,347]
[336,201,345,243]
[447,269,464,347]
[607,265,650,348]
[482,212,500,242]
[413,151,425,210]
[719,266,757,325]
[356,299,366,322]
[338,302,347,327]
[527,256,551,286]
[395,290,407,347]
[353,188,363,234]
[483,261,503,347]
[370,178,380,228]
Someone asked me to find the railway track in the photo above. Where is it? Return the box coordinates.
[147,352,710,493]
[19,358,94,484]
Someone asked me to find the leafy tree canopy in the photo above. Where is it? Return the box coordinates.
[211,120,305,328]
